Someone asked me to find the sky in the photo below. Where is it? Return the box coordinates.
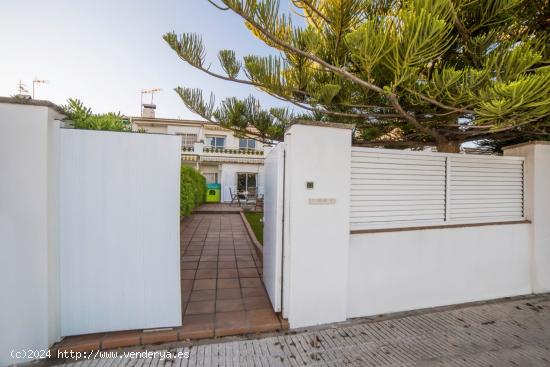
[0,0,297,119]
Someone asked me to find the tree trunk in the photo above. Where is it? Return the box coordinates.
[436,140,462,153]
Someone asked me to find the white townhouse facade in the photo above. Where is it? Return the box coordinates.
[131,116,272,202]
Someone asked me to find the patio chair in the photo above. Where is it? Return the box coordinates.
[246,187,258,206]
[229,187,241,206]
[254,194,264,211]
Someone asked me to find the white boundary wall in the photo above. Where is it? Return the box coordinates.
[348,223,531,317]
[276,122,550,329]
[347,146,532,317]
[282,123,352,328]
[504,142,550,293]
[1,100,183,365]
[0,103,63,366]
[59,129,182,335]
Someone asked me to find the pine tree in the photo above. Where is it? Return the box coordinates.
[164,0,549,152]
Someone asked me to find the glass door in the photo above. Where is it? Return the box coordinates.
[237,173,257,192]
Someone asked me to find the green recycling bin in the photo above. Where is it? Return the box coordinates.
[205,183,221,203]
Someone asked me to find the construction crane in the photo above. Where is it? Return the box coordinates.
[32,79,49,99]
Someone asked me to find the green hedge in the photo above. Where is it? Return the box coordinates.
[180,165,206,217]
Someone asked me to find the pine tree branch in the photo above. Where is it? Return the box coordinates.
[220,0,445,141]
[225,2,386,93]
[292,0,331,25]
[175,52,266,88]
[465,118,547,137]
[168,33,398,120]
[207,0,230,10]
[353,140,435,149]
[179,92,278,144]
[287,98,403,119]
[178,49,401,121]
[171,48,314,101]
[404,87,475,114]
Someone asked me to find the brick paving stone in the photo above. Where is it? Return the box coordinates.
[101,331,142,350]
[240,278,263,288]
[242,287,267,298]
[55,333,103,353]
[243,296,272,311]
[215,311,249,337]
[186,301,216,315]
[181,270,196,280]
[217,288,242,300]
[141,329,178,345]
[178,314,215,340]
[218,269,239,278]
[238,268,259,278]
[190,289,216,302]
[216,299,245,313]
[193,279,216,290]
[217,278,240,289]
[195,269,217,279]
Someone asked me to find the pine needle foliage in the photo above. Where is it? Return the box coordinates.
[164,0,549,151]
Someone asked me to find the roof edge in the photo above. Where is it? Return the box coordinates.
[0,96,65,115]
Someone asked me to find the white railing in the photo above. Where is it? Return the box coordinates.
[182,142,265,157]
[350,147,525,231]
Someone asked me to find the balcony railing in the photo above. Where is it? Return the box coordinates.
[203,146,264,155]
[181,142,266,157]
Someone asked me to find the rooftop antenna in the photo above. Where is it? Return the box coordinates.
[140,88,162,117]
[141,88,162,105]
[17,80,29,94]
[15,80,31,99]
[32,78,50,99]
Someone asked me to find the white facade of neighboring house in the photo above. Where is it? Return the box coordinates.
[131,116,272,202]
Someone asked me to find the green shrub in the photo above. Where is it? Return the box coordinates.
[62,98,131,132]
[180,165,206,217]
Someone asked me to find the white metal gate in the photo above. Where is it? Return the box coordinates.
[263,143,285,312]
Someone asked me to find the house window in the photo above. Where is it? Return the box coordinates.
[205,135,226,149]
[177,133,197,148]
[237,173,257,192]
[239,138,256,150]
[203,172,218,184]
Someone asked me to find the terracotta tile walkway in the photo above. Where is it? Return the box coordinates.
[179,212,284,338]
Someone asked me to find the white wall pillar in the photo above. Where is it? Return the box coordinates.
[504,142,550,293]
[0,101,63,366]
[283,121,353,328]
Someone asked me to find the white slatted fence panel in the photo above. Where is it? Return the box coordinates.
[351,148,447,230]
[350,147,525,231]
[448,156,524,221]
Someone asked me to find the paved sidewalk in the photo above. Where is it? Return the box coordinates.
[50,295,550,366]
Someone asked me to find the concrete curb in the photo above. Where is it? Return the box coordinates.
[240,211,263,256]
